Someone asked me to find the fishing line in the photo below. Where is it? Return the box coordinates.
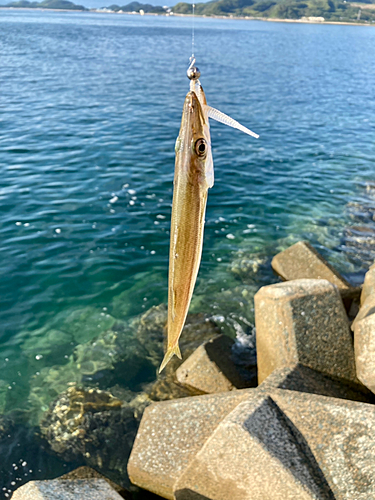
[187,4,201,93]
[192,3,195,59]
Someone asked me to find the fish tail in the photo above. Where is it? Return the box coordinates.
[159,344,182,373]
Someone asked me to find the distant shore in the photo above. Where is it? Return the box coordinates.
[0,6,373,26]
[0,6,86,11]
[172,12,373,26]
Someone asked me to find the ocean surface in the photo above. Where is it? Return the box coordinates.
[1,9,375,496]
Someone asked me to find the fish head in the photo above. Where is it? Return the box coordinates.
[175,91,214,189]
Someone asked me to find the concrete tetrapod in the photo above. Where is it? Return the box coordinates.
[258,365,375,404]
[12,479,124,500]
[174,389,375,500]
[176,335,255,394]
[361,263,375,306]
[354,313,375,394]
[127,389,253,499]
[271,241,351,292]
[351,293,375,331]
[254,279,357,384]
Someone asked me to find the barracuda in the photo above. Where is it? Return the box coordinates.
[159,63,258,373]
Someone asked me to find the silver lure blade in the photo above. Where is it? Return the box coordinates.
[205,105,259,139]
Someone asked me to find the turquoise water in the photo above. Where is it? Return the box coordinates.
[1,9,375,494]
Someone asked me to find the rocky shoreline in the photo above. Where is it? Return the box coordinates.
[10,240,375,499]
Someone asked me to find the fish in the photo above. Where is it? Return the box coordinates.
[159,68,258,373]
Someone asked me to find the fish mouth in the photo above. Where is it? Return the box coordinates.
[183,91,203,116]
[182,91,205,134]
[184,90,198,108]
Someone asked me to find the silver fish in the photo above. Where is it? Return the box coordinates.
[159,65,258,373]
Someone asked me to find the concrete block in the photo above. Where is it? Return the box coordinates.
[271,241,351,291]
[175,389,375,500]
[259,365,375,404]
[361,263,375,306]
[175,335,251,394]
[127,389,253,499]
[254,279,357,384]
[12,479,123,500]
[354,313,375,394]
[58,466,131,499]
[351,293,375,331]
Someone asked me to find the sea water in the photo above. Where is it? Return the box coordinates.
[0,10,375,494]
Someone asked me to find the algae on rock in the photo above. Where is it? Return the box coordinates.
[40,386,149,487]
[29,361,83,424]
[230,251,269,284]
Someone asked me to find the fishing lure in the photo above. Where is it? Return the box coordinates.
[159,59,258,373]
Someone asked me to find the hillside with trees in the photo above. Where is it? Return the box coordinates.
[4,0,375,23]
[5,0,86,9]
[173,0,375,23]
[105,1,166,12]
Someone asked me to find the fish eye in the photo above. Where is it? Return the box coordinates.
[195,138,207,157]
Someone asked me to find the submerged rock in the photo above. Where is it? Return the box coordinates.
[0,379,9,413]
[74,321,153,388]
[28,315,157,423]
[21,327,75,367]
[342,184,375,269]
[28,298,254,425]
[134,304,168,368]
[342,225,375,268]
[62,307,116,344]
[111,272,165,320]
[347,201,375,225]
[29,361,83,424]
[40,386,148,487]
[230,251,269,284]
[111,290,136,320]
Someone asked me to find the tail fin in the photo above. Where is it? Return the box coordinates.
[159,344,182,373]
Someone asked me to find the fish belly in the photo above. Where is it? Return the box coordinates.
[167,174,208,350]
